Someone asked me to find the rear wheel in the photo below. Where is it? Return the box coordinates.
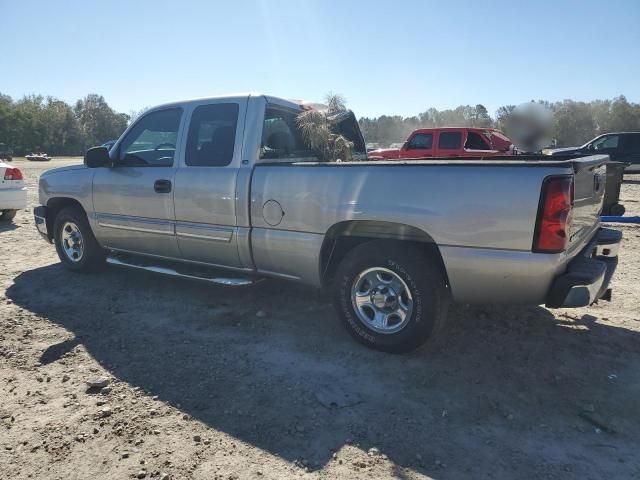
[0,209,17,222]
[333,241,449,353]
[53,206,106,272]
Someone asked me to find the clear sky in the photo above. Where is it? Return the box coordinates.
[1,0,639,118]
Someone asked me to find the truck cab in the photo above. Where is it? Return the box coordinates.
[368,127,513,160]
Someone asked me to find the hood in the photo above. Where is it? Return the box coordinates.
[488,131,513,152]
[40,163,87,177]
[541,146,583,156]
[367,148,401,158]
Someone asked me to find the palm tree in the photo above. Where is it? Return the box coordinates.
[296,93,353,162]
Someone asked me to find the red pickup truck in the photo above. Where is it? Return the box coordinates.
[368,127,514,160]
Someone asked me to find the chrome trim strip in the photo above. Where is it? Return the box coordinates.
[175,224,233,242]
[98,222,174,236]
[96,213,174,236]
[176,231,231,241]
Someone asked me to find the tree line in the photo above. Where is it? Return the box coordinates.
[1,92,639,156]
[0,93,128,156]
[359,96,640,148]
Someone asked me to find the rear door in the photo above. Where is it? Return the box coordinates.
[92,108,184,258]
[172,100,245,268]
[619,134,640,172]
[435,130,463,157]
[399,132,434,159]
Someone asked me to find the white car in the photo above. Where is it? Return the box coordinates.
[0,161,27,222]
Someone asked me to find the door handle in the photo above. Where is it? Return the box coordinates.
[154,179,172,193]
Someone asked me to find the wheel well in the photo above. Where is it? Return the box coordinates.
[319,221,449,288]
[46,198,85,239]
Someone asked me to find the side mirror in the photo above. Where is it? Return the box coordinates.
[402,142,409,150]
[84,146,111,168]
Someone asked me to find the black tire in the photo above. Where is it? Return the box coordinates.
[0,209,17,222]
[333,241,449,353]
[53,206,106,272]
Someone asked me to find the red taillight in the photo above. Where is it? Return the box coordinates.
[3,167,23,180]
[533,176,574,253]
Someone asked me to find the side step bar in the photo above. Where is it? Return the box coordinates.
[106,256,260,287]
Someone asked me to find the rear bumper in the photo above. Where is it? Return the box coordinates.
[33,205,52,242]
[546,227,621,308]
[0,186,27,210]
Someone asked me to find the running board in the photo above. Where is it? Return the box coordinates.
[106,256,260,286]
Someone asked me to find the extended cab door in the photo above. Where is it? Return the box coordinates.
[92,108,184,258]
[172,100,246,268]
[399,132,434,159]
[618,133,640,172]
[434,130,463,157]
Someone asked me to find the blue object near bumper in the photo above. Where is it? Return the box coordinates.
[600,216,640,224]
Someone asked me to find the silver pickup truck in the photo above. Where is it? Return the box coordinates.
[34,94,622,353]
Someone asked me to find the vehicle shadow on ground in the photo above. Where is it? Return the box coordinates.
[0,222,18,233]
[8,264,640,477]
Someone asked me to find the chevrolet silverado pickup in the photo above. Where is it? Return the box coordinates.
[367,127,513,160]
[34,94,621,353]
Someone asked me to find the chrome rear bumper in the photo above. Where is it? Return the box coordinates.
[546,228,621,308]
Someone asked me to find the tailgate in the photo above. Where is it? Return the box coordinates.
[567,155,607,254]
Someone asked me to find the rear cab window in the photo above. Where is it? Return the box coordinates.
[260,105,366,162]
[260,106,318,161]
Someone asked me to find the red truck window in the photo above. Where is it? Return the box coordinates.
[407,133,433,149]
[465,132,491,150]
[438,131,462,149]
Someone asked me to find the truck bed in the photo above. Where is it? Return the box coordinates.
[250,154,608,304]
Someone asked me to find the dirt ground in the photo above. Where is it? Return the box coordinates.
[1,158,639,480]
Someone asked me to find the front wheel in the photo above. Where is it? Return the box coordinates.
[53,206,106,272]
[333,241,449,353]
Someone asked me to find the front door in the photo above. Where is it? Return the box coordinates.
[399,132,434,159]
[92,108,184,258]
[173,101,244,268]
[590,134,622,159]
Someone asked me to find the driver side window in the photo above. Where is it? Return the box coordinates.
[593,135,619,150]
[119,108,182,167]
